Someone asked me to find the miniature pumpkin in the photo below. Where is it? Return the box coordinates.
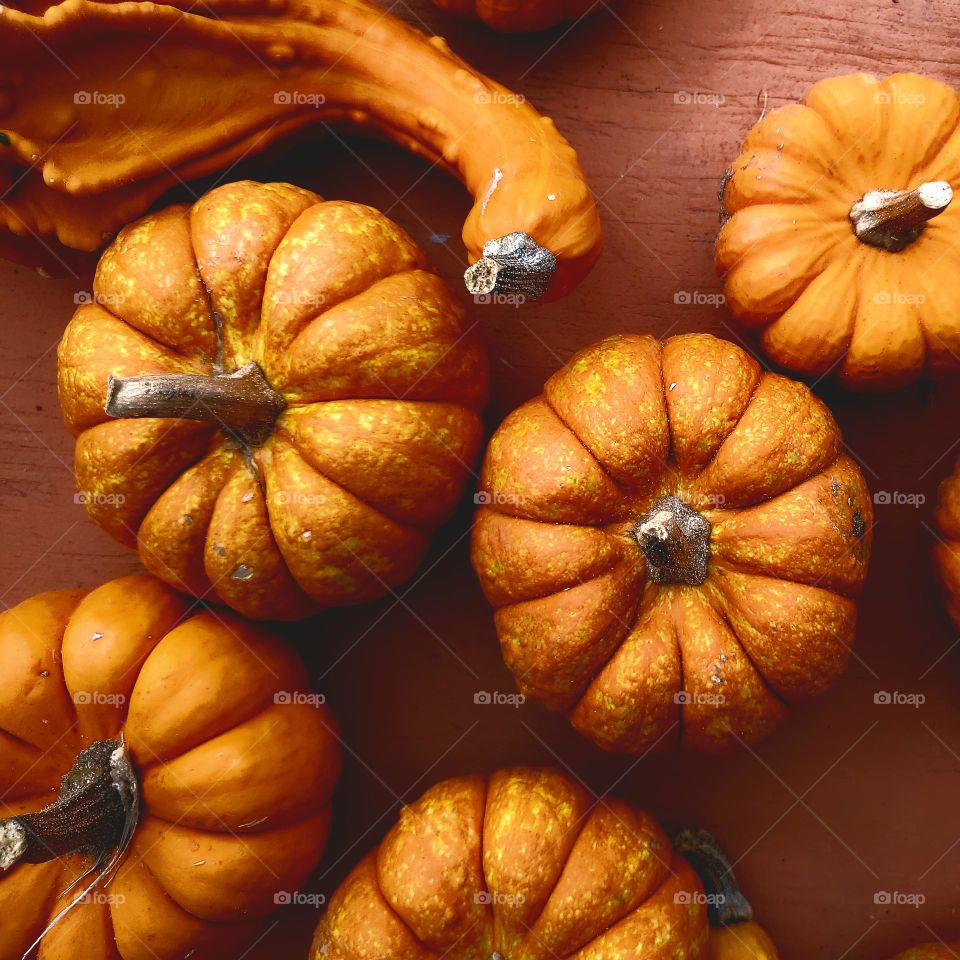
[0,0,601,301]
[310,766,777,960]
[471,333,872,753]
[932,457,960,630]
[0,573,341,960]
[717,72,960,390]
[431,0,603,33]
[58,181,487,621]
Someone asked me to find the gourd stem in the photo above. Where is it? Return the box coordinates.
[464,232,558,301]
[0,740,138,871]
[850,180,952,252]
[674,827,752,927]
[633,495,711,586]
[105,361,286,446]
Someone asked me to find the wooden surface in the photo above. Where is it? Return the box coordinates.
[3,0,960,956]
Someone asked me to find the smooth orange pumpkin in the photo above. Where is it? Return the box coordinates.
[0,0,601,300]
[932,456,960,630]
[471,333,872,753]
[57,180,488,621]
[431,0,604,32]
[717,72,960,390]
[0,573,341,960]
[310,766,776,960]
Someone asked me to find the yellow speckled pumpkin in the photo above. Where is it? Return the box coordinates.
[718,72,960,391]
[310,767,777,960]
[471,333,872,754]
[57,180,488,621]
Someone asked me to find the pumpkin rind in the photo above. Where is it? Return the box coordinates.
[57,181,488,621]
[717,72,960,390]
[311,766,712,960]
[0,573,341,960]
[471,333,872,753]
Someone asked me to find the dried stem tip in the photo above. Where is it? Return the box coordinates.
[464,231,557,301]
[634,495,711,586]
[850,180,952,252]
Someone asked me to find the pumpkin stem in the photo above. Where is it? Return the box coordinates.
[105,361,286,446]
[0,739,139,871]
[850,180,952,251]
[633,495,711,586]
[674,827,753,927]
[464,231,558,301]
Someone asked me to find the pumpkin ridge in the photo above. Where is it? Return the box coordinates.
[271,405,477,533]
[488,772,594,955]
[704,453,871,600]
[8,861,71,959]
[274,267,475,406]
[703,586,789,710]
[516,794,679,957]
[196,455,319,616]
[542,387,670,506]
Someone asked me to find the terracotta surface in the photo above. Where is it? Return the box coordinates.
[2,0,960,957]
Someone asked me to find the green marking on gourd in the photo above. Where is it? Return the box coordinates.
[0,132,9,146]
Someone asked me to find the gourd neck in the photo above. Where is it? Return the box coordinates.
[674,826,753,927]
[0,739,139,871]
[849,180,952,252]
[105,361,286,446]
[633,495,711,586]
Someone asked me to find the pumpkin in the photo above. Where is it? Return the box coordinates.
[0,0,601,301]
[0,573,342,960]
[471,332,872,753]
[717,72,960,390]
[310,766,777,960]
[431,0,603,33]
[932,456,960,630]
[57,180,488,621]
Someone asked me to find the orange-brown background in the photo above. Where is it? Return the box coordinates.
[3,1,960,956]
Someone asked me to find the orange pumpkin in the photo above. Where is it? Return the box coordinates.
[932,457,960,630]
[431,0,603,32]
[0,0,601,300]
[310,767,776,960]
[57,181,487,621]
[717,72,960,390]
[0,573,341,960]
[471,333,872,753]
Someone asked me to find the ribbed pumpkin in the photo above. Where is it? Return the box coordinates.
[58,180,487,621]
[718,72,960,390]
[932,456,960,630]
[0,0,601,300]
[310,767,777,960]
[471,333,872,753]
[431,0,603,32]
[0,574,341,960]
